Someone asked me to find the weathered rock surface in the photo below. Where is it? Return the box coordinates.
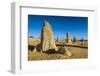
[40,20,58,52]
[64,47,72,57]
[58,46,72,57]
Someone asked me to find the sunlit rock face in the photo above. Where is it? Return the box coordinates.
[40,20,58,52]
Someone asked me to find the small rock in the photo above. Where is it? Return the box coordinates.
[63,46,72,57]
[58,47,66,54]
[65,50,72,57]
[32,46,36,52]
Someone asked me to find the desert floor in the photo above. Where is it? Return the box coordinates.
[28,46,88,61]
[28,37,88,61]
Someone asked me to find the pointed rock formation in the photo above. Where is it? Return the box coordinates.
[73,36,78,42]
[40,20,58,52]
[66,32,72,44]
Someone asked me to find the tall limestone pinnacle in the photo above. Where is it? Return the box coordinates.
[40,20,58,52]
[66,32,72,44]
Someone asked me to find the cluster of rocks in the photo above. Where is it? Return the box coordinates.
[66,32,79,44]
[31,20,72,57]
[73,36,78,42]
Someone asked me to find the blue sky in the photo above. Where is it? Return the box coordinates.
[28,15,88,40]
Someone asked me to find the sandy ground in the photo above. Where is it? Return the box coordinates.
[28,46,88,61]
[28,37,88,61]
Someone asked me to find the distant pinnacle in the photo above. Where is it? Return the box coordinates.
[66,32,72,44]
